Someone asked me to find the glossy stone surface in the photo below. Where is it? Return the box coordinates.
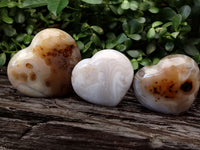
[72,49,134,106]
[133,54,200,114]
[7,28,81,97]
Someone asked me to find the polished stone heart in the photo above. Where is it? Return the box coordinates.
[7,28,81,97]
[71,49,134,106]
[133,54,200,114]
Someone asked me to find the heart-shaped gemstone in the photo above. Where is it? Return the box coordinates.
[7,28,81,97]
[133,54,200,114]
[72,49,134,106]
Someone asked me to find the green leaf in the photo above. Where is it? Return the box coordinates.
[81,22,90,31]
[3,25,16,37]
[180,5,191,20]
[139,2,149,11]
[24,35,33,45]
[106,32,116,41]
[171,32,179,38]
[122,19,143,35]
[7,1,18,8]
[165,42,174,51]
[22,0,47,8]
[83,41,93,53]
[92,49,99,55]
[160,7,177,21]
[131,59,139,70]
[2,16,13,24]
[25,25,33,35]
[116,44,127,52]
[109,0,123,5]
[181,25,191,32]
[147,28,156,39]
[121,0,130,10]
[140,58,151,66]
[109,5,118,15]
[106,33,126,49]
[137,56,143,61]
[81,0,103,4]
[106,42,116,49]
[108,0,123,4]
[165,33,173,40]
[183,44,200,56]
[38,12,49,24]
[157,27,167,36]
[149,6,159,13]
[0,41,8,50]
[16,34,27,42]
[136,17,146,24]
[117,7,124,15]
[0,0,9,8]
[106,33,116,48]
[124,38,132,49]
[9,43,16,51]
[73,34,78,41]
[11,39,21,49]
[162,22,172,28]
[0,8,13,24]
[77,41,84,50]
[115,33,128,45]
[91,26,104,35]
[15,12,25,24]
[47,0,69,16]
[76,33,88,40]
[127,50,143,58]
[146,43,156,54]
[152,58,160,65]
[0,0,17,8]
[172,14,182,31]
[0,53,6,66]
[152,21,163,28]
[130,1,138,11]
[90,33,101,46]
[128,34,141,41]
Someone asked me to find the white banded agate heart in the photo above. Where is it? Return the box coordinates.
[72,49,134,106]
[7,28,81,97]
[133,54,200,114]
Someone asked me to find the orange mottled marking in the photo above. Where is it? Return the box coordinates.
[145,66,180,100]
[29,72,37,81]
[12,71,28,82]
[26,63,33,69]
[145,66,194,101]
[33,42,80,96]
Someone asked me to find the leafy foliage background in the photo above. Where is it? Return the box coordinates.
[0,0,200,69]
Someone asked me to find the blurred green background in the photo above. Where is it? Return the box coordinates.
[0,0,200,70]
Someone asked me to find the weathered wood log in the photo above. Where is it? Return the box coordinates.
[0,68,200,150]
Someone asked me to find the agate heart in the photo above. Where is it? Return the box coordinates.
[7,28,81,97]
[71,49,134,106]
[133,54,200,114]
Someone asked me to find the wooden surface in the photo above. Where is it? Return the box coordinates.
[0,67,200,150]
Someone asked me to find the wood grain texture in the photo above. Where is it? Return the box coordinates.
[0,67,200,150]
